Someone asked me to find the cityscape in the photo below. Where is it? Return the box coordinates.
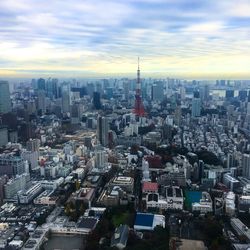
[1,1,250,250]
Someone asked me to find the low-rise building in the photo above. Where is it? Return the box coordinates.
[33,190,58,205]
[166,186,184,210]
[73,187,95,205]
[231,218,250,243]
[18,183,43,204]
[97,186,129,207]
[40,177,64,190]
[238,195,250,213]
[142,182,158,193]
[110,176,134,193]
[110,224,129,249]
[134,212,165,231]
[192,192,213,213]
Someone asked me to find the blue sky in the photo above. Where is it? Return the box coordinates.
[0,0,250,78]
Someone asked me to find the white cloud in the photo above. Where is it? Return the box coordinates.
[0,0,250,78]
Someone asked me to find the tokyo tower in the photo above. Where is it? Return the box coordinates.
[134,57,145,117]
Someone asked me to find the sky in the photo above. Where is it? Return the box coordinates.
[0,0,250,79]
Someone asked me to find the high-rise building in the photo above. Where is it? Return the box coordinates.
[26,139,40,152]
[0,81,11,114]
[199,84,210,102]
[4,173,30,199]
[0,175,8,205]
[227,152,235,169]
[242,154,250,179]
[0,126,8,147]
[191,91,201,117]
[0,155,25,177]
[93,92,102,109]
[225,90,234,100]
[123,81,130,100]
[174,106,182,126]
[180,86,186,100]
[37,78,46,91]
[87,83,94,97]
[37,90,46,115]
[95,149,107,169]
[97,116,109,147]
[151,81,164,101]
[247,102,250,115]
[61,84,71,113]
[46,78,59,99]
[239,90,248,101]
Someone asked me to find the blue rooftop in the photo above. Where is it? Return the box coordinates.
[134,213,154,227]
[185,191,202,208]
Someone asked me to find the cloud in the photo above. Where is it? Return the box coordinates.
[0,0,250,78]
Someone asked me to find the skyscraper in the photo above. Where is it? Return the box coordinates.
[97,116,109,147]
[242,154,250,179]
[199,84,210,102]
[151,81,164,101]
[0,81,11,114]
[225,90,234,100]
[26,139,40,152]
[37,78,46,91]
[191,91,201,117]
[95,149,107,169]
[239,90,248,101]
[93,92,102,109]
[37,90,46,115]
[227,152,235,169]
[0,127,8,147]
[61,84,71,113]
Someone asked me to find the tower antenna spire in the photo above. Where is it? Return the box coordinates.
[134,57,145,117]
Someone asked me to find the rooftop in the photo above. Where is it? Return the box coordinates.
[134,213,154,228]
[142,182,158,192]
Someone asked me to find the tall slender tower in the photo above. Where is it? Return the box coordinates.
[134,57,145,117]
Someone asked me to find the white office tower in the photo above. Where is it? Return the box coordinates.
[62,84,71,113]
[40,166,45,177]
[27,139,40,152]
[24,161,29,174]
[0,81,11,114]
[95,149,107,170]
[191,91,201,118]
[97,116,109,147]
[242,154,250,179]
[124,122,138,137]
[142,159,150,182]
[225,192,235,216]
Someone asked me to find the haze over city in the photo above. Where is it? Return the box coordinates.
[1,0,250,78]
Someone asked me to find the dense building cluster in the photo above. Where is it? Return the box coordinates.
[0,75,249,249]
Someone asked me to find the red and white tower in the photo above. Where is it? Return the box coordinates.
[134,57,145,117]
